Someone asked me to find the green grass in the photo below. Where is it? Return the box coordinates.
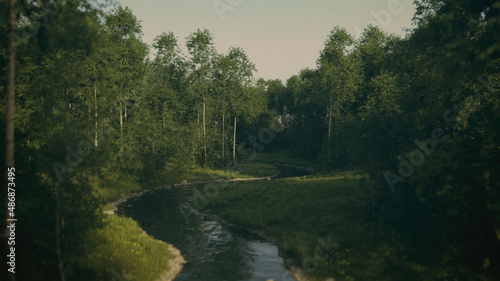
[89,172,143,204]
[95,163,278,206]
[207,172,437,281]
[184,163,278,180]
[81,215,178,281]
[241,149,323,170]
[86,162,278,281]
[230,162,280,177]
[144,163,279,188]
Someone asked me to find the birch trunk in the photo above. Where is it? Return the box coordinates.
[203,96,207,166]
[233,116,237,165]
[222,113,225,166]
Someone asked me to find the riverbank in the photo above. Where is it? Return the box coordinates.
[100,203,186,281]
[98,163,280,281]
[81,214,185,281]
[154,242,185,281]
[205,170,443,281]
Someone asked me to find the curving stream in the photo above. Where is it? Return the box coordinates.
[117,164,312,281]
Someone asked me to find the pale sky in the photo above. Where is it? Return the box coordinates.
[115,0,416,81]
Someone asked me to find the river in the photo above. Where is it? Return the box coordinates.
[117,164,312,281]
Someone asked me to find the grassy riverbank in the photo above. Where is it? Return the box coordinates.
[206,170,440,281]
[97,163,279,203]
[80,215,183,281]
[84,162,279,281]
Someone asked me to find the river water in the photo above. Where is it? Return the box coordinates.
[117,164,312,281]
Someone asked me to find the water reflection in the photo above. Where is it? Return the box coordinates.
[118,186,294,281]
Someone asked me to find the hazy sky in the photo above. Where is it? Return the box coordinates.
[116,0,416,81]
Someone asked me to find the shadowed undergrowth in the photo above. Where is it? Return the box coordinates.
[207,172,444,281]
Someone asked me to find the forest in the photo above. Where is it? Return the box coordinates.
[1,0,500,281]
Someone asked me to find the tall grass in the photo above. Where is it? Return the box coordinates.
[80,215,177,281]
[207,172,441,281]
[144,163,279,188]
[86,162,277,281]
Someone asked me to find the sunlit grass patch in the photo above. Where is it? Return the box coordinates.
[146,163,279,187]
[81,215,177,281]
[186,163,278,180]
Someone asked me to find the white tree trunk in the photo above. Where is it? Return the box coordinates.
[233,116,237,165]
[203,97,207,166]
[94,84,98,147]
[222,113,225,166]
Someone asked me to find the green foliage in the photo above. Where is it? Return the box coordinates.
[207,172,422,281]
[7,3,185,280]
[143,163,278,189]
[260,2,500,279]
[80,215,177,281]
[231,163,279,177]
[5,0,500,280]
